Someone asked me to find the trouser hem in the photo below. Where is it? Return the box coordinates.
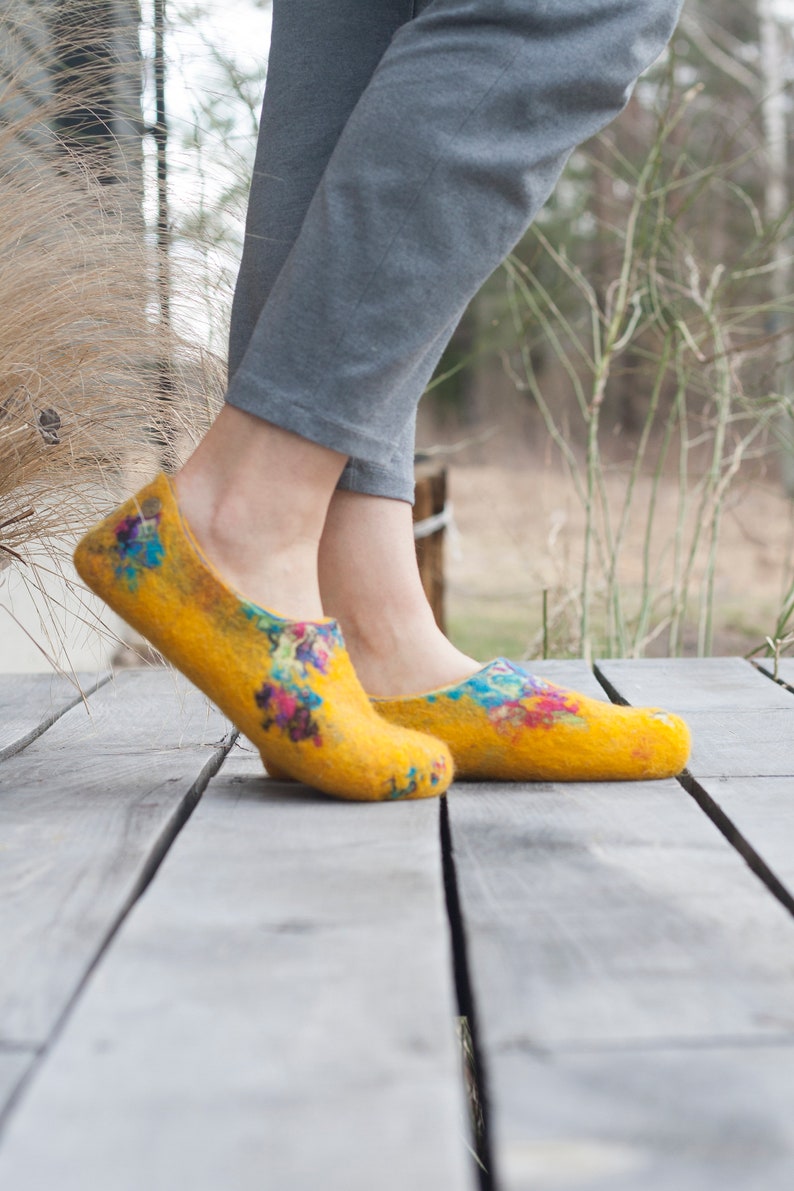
[338,459,415,504]
[225,376,396,466]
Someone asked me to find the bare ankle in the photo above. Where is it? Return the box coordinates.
[170,410,349,621]
[333,608,477,698]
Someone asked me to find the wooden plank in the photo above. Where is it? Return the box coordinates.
[414,464,447,632]
[675,710,794,778]
[452,784,794,1049]
[453,780,794,1186]
[0,672,110,762]
[446,660,794,1189]
[599,658,794,876]
[0,749,475,1191]
[0,1051,34,1115]
[518,659,611,700]
[595,656,794,710]
[757,658,794,690]
[598,657,794,778]
[0,669,230,1065]
[701,777,794,891]
[490,1046,794,1191]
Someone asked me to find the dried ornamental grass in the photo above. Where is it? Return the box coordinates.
[0,161,161,565]
[1,5,150,565]
[0,8,225,670]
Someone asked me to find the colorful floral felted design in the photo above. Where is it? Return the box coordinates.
[436,658,587,735]
[73,473,453,802]
[254,678,322,745]
[113,498,164,591]
[374,658,690,782]
[245,615,340,747]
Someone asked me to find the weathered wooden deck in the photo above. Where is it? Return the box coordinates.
[1,657,794,1190]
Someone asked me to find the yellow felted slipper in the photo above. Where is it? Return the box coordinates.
[73,473,452,802]
[372,658,690,782]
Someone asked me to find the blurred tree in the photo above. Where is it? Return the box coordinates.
[49,0,144,200]
[423,1,794,462]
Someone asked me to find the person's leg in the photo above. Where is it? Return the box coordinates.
[319,489,476,698]
[76,0,689,788]
[72,1,455,803]
[309,0,683,692]
[318,485,690,784]
[175,410,343,621]
[305,0,690,778]
[176,1,418,619]
[228,0,413,381]
[225,0,684,493]
[228,0,414,498]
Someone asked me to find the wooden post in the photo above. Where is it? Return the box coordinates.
[413,464,447,633]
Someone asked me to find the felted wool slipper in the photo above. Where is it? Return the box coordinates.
[371,658,690,782]
[74,473,452,802]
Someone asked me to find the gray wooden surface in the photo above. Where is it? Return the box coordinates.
[0,745,474,1191]
[0,673,110,761]
[448,659,794,1190]
[598,657,794,776]
[0,670,230,1107]
[703,777,794,889]
[517,659,613,700]
[756,657,794,690]
[2,659,794,1190]
[600,657,794,893]
[595,656,794,710]
[0,1054,33,1116]
[490,1046,794,1191]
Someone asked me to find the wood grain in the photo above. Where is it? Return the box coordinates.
[0,673,110,762]
[599,658,794,778]
[8,657,792,1189]
[447,659,794,1189]
[0,669,230,1061]
[451,782,794,1050]
[595,656,794,710]
[0,1051,34,1117]
[680,710,794,777]
[489,1045,794,1191]
[601,659,794,868]
[756,658,794,691]
[0,748,474,1191]
[414,464,447,632]
[692,777,794,891]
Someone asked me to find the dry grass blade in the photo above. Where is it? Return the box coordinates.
[0,1,224,668]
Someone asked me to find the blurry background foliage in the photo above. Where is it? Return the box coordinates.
[2,0,794,668]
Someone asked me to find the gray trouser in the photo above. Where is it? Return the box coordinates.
[227,0,683,503]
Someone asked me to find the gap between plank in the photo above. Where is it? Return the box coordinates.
[0,671,113,763]
[592,661,794,923]
[440,795,495,1191]
[751,657,794,697]
[0,732,237,1134]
